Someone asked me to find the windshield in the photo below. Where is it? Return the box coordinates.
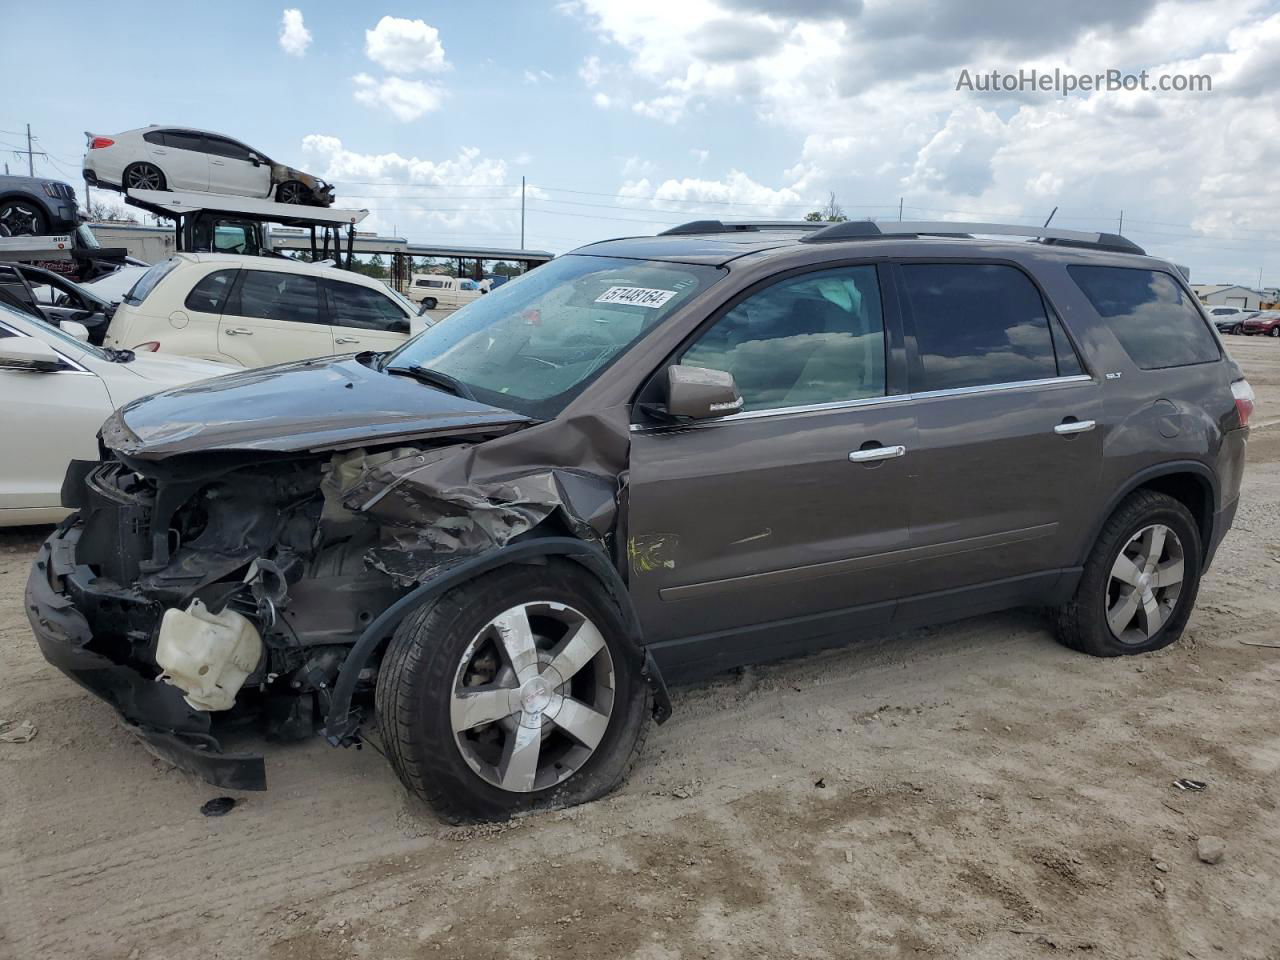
[385,255,723,418]
[75,224,100,249]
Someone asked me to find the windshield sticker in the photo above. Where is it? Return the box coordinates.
[595,286,678,308]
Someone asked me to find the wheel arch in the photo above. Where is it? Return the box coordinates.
[123,159,167,188]
[1080,461,1217,568]
[320,536,669,746]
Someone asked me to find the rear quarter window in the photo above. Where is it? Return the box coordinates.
[123,258,180,306]
[1068,265,1220,369]
[183,269,238,314]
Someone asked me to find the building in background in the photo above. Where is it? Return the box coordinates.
[1191,284,1264,309]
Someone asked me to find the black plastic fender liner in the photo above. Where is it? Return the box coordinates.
[319,537,671,747]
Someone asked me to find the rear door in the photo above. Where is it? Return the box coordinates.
[217,269,333,367]
[894,261,1102,606]
[203,135,271,198]
[322,278,414,353]
[627,263,917,673]
[150,130,209,191]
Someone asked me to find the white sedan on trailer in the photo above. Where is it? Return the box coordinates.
[83,126,335,206]
[0,304,232,526]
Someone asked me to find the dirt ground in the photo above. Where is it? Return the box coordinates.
[1,341,1278,960]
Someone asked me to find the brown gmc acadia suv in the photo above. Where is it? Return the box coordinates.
[26,219,1254,821]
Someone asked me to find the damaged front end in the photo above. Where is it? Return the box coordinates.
[25,361,636,789]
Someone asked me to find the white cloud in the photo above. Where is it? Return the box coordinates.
[691,148,710,165]
[352,74,444,122]
[568,0,1280,284]
[301,136,517,237]
[278,8,311,57]
[523,69,554,84]
[364,15,448,74]
[579,54,605,87]
[620,170,805,214]
[592,91,614,108]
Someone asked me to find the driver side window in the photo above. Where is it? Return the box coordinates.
[682,265,886,412]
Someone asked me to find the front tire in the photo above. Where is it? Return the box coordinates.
[0,199,46,236]
[123,163,166,191]
[1270,326,1280,338]
[1231,323,1243,335]
[376,560,651,823]
[1054,490,1201,657]
[421,297,438,310]
[276,180,308,204]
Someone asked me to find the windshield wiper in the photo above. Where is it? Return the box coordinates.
[388,363,476,400]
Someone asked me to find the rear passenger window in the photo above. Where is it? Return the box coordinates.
[235,271,322,325]
[902,263,1057,392]
[1069,266,1221,369]
[682,265,885,412]
[183,269,237,314]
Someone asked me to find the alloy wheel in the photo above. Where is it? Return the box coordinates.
[0,201,44,236]
[450,601,615,793]
[1106,523,1185,644]
[125,164,162,190]
[278,182,306,204]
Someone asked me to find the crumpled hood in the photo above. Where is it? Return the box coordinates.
[101,355,531,458]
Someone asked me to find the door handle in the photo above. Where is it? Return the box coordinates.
[210,159,225,165]
[1054,419,1096,435]
[848,444,906,462]
[224,327,253,336]
[335,336,360,344]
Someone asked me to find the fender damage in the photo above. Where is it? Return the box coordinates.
[24,354,643,789]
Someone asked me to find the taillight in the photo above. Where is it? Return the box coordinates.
[134,341,161,352]
[1231,379,1255,428]
[89,136,115,150]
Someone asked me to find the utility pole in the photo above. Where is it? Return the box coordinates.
[520,176,526,249]
[15,123,46,177]
[1118,210,1124,233]
[898,197,903,221]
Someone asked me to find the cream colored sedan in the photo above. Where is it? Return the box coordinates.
[105,254,425,367]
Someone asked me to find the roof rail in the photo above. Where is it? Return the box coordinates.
[658,219,824,236]
[798,220,1146,255]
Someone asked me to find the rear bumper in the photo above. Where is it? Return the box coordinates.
[1204,497,1238,570]
[24,521,266,790]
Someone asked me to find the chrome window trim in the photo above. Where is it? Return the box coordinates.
[630,374,1094,433]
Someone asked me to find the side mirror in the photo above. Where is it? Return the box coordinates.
[418,303,432,317]
[60,320,91,342]
[248,153,261,167]
[0,336,65,372]
[666,364,743,419]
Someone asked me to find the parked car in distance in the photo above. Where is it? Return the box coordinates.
[0,262,115,344]
[0,175,79,236]
[83,127,334,206]
[28,219,1251,822]
[1239,310,1280,336]
[1204,304,1254,334]
[409,273,484,310]
[0,301,231,526]
[104,253,424,366]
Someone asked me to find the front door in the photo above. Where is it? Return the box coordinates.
[217,269,333,367]
[322,278,413,353]
[894,261,1102,601]
[203,135,272,198]
[626,263,917,677]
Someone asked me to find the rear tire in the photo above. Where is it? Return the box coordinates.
[1231,323,1243,335]
[1053,490,1201,657]
[376,560,651,823]
[123,163,166,191]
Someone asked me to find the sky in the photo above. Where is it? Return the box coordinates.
[4,0,1280,285]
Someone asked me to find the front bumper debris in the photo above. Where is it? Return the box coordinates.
[24,522,266,790]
